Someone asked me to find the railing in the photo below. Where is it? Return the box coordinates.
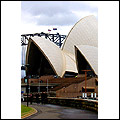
[22,97,98,112]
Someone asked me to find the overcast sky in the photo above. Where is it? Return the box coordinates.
[21,1,98,35]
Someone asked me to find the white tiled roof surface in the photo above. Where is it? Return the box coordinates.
[29,36,66,77]
[27,36,78,77]
[63,51,78,73]
[62,15,98,55]
[75,45,98,75]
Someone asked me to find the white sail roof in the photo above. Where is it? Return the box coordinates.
[27,36,66,77]
[75,45,98,75]
[62,15,98,55]
[26,36,78,77]
[63,51,78,73]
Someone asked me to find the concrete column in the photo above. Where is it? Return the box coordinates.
[82,93,85,98]
[85,93,87,98]
[91,93,93,98]
[94,93,96,98]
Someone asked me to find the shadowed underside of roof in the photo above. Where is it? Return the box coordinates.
[75,45,98,75]
[26,37,78,77]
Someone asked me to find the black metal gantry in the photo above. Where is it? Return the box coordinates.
[21,32,67,48]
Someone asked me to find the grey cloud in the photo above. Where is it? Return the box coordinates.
[22,1,69,16]
[21,1,97,26]
[36,13,78,26]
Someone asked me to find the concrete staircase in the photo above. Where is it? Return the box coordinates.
[49,76,92,91]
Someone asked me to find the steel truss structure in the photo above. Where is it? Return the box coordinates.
[21,32,67,47]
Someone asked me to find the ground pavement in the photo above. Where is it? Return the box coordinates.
[22,102,98,119]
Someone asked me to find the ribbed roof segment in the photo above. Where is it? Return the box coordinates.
[27,36,66,77]
[26,36,78,77]
[62,15,98,55]
[63,51,78,73]
[75,45,98,75]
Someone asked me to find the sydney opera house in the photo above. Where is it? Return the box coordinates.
[21,15,98,98]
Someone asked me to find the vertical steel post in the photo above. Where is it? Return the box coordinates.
[82,70,91,98]
[27,76,29,107]
[59,35,61,48]
[25,64,30,107]
[52,34,54,42]
[47,79,48,93]
[85,71,87,93]
[22,41,24,65]
[39,80,40,93]
[45,34,47,39]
